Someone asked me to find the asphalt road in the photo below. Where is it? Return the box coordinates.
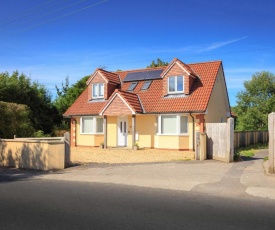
[1,178,275,230]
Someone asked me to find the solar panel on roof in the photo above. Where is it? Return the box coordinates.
[123,69,163,82]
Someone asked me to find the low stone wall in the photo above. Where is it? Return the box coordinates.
[0,138,64,171]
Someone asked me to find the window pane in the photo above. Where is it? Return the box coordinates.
[141,81,152,90]
[177,76,183,92]
[99,83,104,97]
[96,118,103,133]
[169,77,175,92]
[128,82,137,91]
[161,115,177,134]
[93,84,98,97]
[82,117,93,133]
[180,116,188,133]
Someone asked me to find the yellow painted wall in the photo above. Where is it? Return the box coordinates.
[179,136,190,149]
[127,116,132,147]
[107,116,117,147]
[135,115,156,148]
[188,116,194,150]
[75,117,104,146]
[75,114,193,149]
[205,66,230,123]
[155,135,179,149]
[0,139,64,171]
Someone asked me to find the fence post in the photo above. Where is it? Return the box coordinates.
[195,132,207,161]
[268,113,275,173]
[64,132,71,167]
[227,118,234,163]
[195,132,200,160]
[200,133,207,160]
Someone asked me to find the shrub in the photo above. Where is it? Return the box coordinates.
[0,101,35,138]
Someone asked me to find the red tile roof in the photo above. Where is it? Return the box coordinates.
[86,68,120,85]
[64,87,106,117]
[118,90,143,113]
[161,58,198,78]
[100,89,143,115]
[64,60,222,116]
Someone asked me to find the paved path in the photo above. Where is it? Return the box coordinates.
[1,149,275,200]
[35,149,275,200]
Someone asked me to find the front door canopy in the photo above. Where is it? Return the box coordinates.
[99,90,143,116]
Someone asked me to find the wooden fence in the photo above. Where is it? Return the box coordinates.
[234,131,268,149]
[205,118,268,163]
[205,118,234,163]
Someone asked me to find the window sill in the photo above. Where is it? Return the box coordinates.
[156,133,189,136]
[164,93,187,98]
[80,133,104,135]
[88,98,105,102]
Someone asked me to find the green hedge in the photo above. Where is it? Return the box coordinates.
[0,101,35,138]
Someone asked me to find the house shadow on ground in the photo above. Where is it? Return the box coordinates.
[0,166,48,183]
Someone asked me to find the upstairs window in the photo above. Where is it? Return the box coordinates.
[93,83,104,98]
[168,76,183,94]
[127,82,138,91]
[141,80,152,90]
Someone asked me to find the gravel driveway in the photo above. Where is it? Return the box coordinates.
[70,147,194,164]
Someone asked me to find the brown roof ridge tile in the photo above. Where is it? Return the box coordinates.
[188,60,222,65]
[113,66,166,74]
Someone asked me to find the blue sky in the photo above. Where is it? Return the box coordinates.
[0,0,275,106]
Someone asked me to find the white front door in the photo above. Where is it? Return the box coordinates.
[118,117,128,146]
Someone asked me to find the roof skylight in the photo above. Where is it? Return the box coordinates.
[141,80,152,90]
[127,82,138,91]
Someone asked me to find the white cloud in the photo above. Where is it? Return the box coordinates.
[196,36,248,53]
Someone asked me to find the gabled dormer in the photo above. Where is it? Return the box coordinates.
[86,68,121,101]
[161,58,198,96]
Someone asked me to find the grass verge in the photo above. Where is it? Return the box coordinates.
[234,143,268,161]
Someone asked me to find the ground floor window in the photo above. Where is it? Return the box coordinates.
[157,115,188,135]
[80,116,103,134]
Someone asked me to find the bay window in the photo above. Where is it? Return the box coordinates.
[158,115,188,135]
[81,116,104,134]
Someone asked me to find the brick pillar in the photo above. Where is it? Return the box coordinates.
[196,114,205,132]
[70,117,76,147]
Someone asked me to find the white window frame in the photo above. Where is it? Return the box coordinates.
[157,114,188,135]
[80,116,104,134]
[167,76,184,94]
[92,83,104,98]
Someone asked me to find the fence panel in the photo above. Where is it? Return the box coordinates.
[234,131,268,149]
[206,118,234,163]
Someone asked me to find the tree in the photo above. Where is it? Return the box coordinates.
[0,71,59,134]
[147,58,169,68]
[232,71,275,131]
[54,75,90,116]
[0,101,35,138]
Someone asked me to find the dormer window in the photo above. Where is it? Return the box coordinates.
[168,76,183,94]
[93,83,104,98]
